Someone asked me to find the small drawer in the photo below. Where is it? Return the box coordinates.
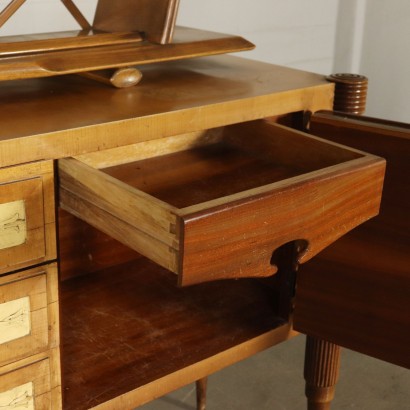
[0,264,59,367]
[0,161,56,274]
[58,120,385,286]
[0,357,51,410]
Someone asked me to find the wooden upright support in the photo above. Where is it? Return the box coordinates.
[196,378,208,410]
[304,337,341,410]
[303,71,368,409]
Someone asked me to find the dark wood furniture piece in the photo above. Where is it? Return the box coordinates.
[0,53,394,410]
[295,111,410,370]
[293,75,409,408]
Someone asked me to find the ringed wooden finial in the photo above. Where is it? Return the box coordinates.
[327,73,368,114]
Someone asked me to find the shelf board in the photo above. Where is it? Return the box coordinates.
[0,26,254,81]
[61,257,292,409]
[0,30,143,56]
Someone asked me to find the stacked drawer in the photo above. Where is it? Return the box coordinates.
[0,161,60,409]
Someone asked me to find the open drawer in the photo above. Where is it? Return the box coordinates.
[58,119,385,286]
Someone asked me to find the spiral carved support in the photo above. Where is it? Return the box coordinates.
[304,337,341,410]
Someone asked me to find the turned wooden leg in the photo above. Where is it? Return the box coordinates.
[196,377,207,410]
[304,336,341,410]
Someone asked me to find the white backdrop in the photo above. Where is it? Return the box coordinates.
[0,0,408,122]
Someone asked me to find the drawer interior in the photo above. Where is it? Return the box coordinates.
[77,120,364,210]
[102,137,299,208]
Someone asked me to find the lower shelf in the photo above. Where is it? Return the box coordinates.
[61,257,294,409]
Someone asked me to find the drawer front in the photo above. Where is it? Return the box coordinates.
[180,159,385,285]
[0,161,56,275]
[0,358,51,410]
[0,264,58,367]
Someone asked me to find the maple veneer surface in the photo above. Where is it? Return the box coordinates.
[0,55,333,167]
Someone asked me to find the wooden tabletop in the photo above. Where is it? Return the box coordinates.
[0,55,333,167]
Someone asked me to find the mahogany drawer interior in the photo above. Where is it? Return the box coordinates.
[58,119,384,286]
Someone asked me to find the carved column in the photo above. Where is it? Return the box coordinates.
[304,337,341,410]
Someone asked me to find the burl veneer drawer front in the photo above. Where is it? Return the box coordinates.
[0,161,56,275]
[0,264,59,367]
[59,120,385,286]
[0,357,51,410]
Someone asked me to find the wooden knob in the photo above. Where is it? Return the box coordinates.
[79,67,143,88]
[327,73,368,114]
[110,67,143,88]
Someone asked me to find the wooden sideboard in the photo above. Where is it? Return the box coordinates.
[0,55,388,409]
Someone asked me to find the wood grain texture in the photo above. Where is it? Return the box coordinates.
[0,26,253,81]
[0,356,51,410]
[59,119,384,285]
[0,55,333,168]
[49,347,62,410]
[60,256,294,410]
[0,161,56,275]
[59,157,178,243]
[93,0,180,44]
[294,111,410,368]
[0,0,25,29]
[0,264,59,368]
[179,121,384,285]
[0,31,143,56]
[59,188,179,272]
[58,209,140,281]
[181,156,384,285]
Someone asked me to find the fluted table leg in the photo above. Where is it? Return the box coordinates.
[304,336,341,410]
